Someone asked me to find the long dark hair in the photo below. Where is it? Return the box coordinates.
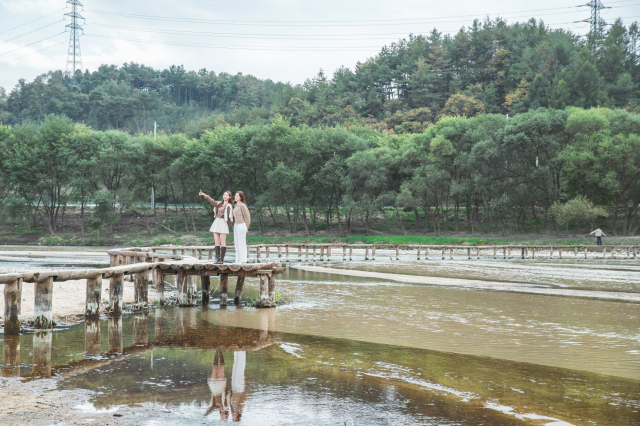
[235,191,246,204]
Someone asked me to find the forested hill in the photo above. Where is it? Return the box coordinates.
[1,17,638,136]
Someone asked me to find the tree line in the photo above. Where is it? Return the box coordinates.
[1,106,639,237]
[0,18,638,137]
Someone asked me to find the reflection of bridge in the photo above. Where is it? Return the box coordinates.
[2,307,276,383]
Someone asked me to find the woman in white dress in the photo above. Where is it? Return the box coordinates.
[200,190,233,264]
[232,191,251,263]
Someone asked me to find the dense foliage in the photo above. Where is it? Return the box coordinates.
[1,18,638,136]
[1,107,639,237]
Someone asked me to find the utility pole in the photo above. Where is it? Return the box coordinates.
[577,1,611,49]
[65,0,85,86]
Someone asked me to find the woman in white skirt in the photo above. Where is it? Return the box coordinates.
[232,191,251,263]
[199,190,233,264]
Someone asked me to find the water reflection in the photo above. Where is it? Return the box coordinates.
[85,319,101,357]
[108,316,123,354]
[2,334,20,377]
[32,332,52,378]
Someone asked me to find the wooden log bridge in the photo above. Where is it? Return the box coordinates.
[155,260,283,308]
[0,247,283,335]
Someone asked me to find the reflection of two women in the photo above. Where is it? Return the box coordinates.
[206,350,248,421]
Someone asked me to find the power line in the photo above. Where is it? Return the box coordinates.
[82,6,599,27]
[84,34,383,51]
[0,8,65,36]
[2,21,62,44]
[0,32,66,57]
[0,40,67,66]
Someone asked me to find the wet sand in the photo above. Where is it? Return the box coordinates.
[291,264,640,303]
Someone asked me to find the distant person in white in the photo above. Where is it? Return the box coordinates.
[589,227,606,246]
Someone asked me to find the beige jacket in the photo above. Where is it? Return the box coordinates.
[234,202,251,229]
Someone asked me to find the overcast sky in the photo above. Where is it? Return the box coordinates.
[0,0,638,91]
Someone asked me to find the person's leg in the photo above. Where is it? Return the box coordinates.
[214,232,221,263]
[597,236,602,246]
[237,224,247,262]
[220,233,228,263]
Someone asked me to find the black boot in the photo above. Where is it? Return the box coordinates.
[215,246,221,264]
[219,246,227,264]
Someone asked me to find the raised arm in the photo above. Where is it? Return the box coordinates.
[199,191,221,208]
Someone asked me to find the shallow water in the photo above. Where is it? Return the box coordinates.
[1,249,640,424]
[2,309,639,425]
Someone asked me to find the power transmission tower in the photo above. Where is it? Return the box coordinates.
[64,0,85,86]
[577,1,611,47]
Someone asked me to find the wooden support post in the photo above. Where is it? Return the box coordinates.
[306,246,309,261]
[313,246,316,261]
[559,247,563,259]
[34,277,53,329]
[208,249,213,260]
[298,246,302,262]
[477,248,480,259]
[187,275,197,306]
[108,316,123,354]
[550,247,553,259]
[109,254,119,267]
[278,246,282,260]
[133,314,148,346]
[181,249,186,256]
[441,248,446,260]
[219,274,229,306]
[2,334,20,377]
[507,247,511,259]
[364,246,369,261]
[521,248,525,259]
[503,247,506,259]
[134,271,148,304]
[201,275,210,306]
[343,246,347,261]
[626,247,630,259]
[3,278,22,334]
[396,246,400,260]
[85,319,101,357]
[575,247,578,258]
[603,246,606,259]
[285,245,290,262]
[266,246,270,260]
[198,249,203,260]
[177,271,187,306]
[172,249,178,256]
[532,247,536,259]
[85,275,102,319]
[268,273,276,303]
[32,332,52,378]
[155,269,165,306]
[634,247,637,259]
[425,247,429,259]
[109,273,124,314]
[349,246,353,261]
[257,246,261,262]
[493,247,497,259]
[611,247,615,259]
[372,245,376,260]
[467,248,471,259]
[259,274,269,306]
[417,247,421,260]
[320,246,325,261]
[234,276,245,305]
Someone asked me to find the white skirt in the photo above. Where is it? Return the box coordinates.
[210,218,229,234]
